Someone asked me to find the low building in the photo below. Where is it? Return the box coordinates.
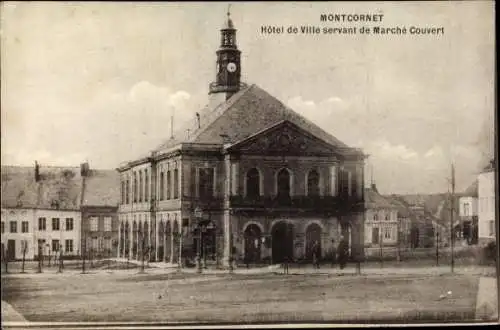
[1,166,38,260]
[364,185,398,248]
[458,180,478,245]
[81,164,120,259]
[478,159,496,245]
[1,164,82,260]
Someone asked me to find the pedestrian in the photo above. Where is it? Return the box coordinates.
[312,241,320,269]
[338,235,348,270]
[283,255,289,274]
[330,238,337,268]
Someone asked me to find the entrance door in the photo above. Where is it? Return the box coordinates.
[244,224,262,263]
[305,223,322,261]
[271,221,294,263]
[7,240,16,261]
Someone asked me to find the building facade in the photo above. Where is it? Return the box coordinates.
[458,181,478,245]
[117,14,366,267]
[364,186,399,248]
[1,164,82,260]
[81,165,120,259]
[478,160,496,244]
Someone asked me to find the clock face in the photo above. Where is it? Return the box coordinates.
[227,62,237,73]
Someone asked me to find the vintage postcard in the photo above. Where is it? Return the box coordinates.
[1,1,497,329]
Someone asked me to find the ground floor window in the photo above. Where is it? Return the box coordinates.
[489,220,495,236]
[65,239,73,253]
[52,239,60,252]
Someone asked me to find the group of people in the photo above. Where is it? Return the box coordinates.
[281,235,350,273]
[311,236,349,270]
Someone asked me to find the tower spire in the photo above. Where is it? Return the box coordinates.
[209,4,241,100]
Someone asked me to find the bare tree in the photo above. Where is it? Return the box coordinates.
[2,248,9,274]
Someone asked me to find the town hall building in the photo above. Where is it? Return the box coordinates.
[116,12,366,267]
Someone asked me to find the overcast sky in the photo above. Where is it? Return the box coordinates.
[1,2,495,195]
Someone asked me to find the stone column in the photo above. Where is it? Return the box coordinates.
[163,227,168,262]
[155,220,160,262]
[222,209,232,267]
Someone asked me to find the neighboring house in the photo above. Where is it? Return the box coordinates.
[458,180,478,245]
[384,195,413,249]
[1,166,39,260]
[478,159,496,245]
[117,14,367,267]
[1,164,82,260]
[81,164,120,259]
[364,185,399,247]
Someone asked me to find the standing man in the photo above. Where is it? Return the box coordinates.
[338,235,348,270]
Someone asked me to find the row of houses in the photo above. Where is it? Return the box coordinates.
[363,158,497,254]
[1,163,120,260]
[362,184,447,252]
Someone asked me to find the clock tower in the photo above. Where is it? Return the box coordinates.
[209,9,242,101]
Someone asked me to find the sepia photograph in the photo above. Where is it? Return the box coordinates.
[1,1,497,328]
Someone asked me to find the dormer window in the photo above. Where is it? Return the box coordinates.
[51,200,60,209]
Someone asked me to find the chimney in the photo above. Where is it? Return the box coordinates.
[34,161,40,182]
[195,112,201,129]
[371,183,378,193]
[80,162,90,177]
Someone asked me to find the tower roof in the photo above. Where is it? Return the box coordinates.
[223,6,235,29]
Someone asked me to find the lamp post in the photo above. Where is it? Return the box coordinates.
[194,207,203,274]
[37,242,42,273]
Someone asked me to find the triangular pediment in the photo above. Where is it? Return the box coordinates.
[226,120,343,157]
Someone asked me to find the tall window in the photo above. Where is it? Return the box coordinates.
[126,179,130,204]
[104,217,112,231]
[121,180,125,204]
[66,218,74,231]
[463,203,470,216]
[307,169,320,196]
[277,168,291,199]
[21,221,29,233]
[10,221,17,233]
[139,171,143,202]
[145,169,149,202]
[166,170,172,200]
[347,171,352,197]
[489,220,495,236]
[384,226,391,239]
[104,237,112,252]
[52,218,60,231]
[52,239,60,252]
[373,214,378,221]
[174,168,179,199]
[133,172,138,203]
[89,217,98,231]
[65,239,74,253]
[38,217,46,231]
[246,168,260,199]
[199,168,215,199]
[159,172,165,201]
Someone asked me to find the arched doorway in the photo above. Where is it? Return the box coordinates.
[271,221,294,263]
[305,223,322,261]
[244,224,262,263]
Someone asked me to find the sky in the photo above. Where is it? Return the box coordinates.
[1,1,495,195]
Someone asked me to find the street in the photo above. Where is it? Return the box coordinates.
[1,263,487,324]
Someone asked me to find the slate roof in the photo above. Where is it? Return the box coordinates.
[384,195,412,218]
[463,180,478,197]
[1,165,82,210]
[364,188,397,210]
[152,84,361,156]
[82,169,120,207]
[1,166,39,208]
